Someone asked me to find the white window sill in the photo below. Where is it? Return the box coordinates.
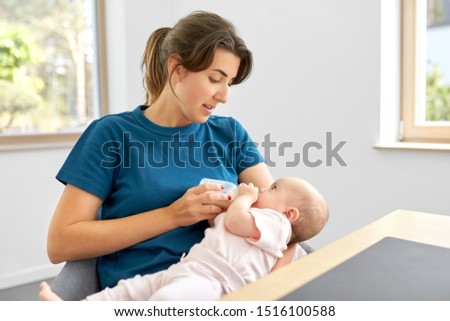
[0,132,81,152]
[0,141,76,152]
[374,142,450,152]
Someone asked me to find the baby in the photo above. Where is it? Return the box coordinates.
[40,177,328,301]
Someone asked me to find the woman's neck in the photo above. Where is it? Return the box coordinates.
[144,96,191,127]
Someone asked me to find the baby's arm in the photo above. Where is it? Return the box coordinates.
[224,183,260,239]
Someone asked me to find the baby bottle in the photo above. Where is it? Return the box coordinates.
[199,178,238,200]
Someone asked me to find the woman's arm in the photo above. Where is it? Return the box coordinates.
[238,162,273,189]
[47,183,229,263]
[270,243,297,271]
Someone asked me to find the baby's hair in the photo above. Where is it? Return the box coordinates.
[290,200,329,244]
[288,179,329,244]
[141,11,253,105]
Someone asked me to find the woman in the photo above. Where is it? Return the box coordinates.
[46,11,275,293]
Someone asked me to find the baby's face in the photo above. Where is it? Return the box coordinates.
[253,178,301,213]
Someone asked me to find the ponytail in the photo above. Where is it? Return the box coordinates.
[141,27,171,105]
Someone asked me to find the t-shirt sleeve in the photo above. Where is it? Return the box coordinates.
[228,117,264,174]
[245,208,291,258]
[56,119,119,201]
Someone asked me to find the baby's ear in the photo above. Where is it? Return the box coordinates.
[285,207,300,222]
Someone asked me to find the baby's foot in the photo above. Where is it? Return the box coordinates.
[38,281,63,301]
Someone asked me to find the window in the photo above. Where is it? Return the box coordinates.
[0,0,107,148]
[401,0,450,143]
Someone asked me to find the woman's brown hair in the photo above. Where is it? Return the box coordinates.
[141,11,253,105]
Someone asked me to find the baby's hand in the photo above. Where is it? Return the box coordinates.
[237,183,259,203]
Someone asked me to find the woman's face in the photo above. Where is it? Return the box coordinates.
[253,178,302,214]
[171,48,241,125]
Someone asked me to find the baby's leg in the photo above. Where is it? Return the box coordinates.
[150,276,222,301]
[39,281,63,301]
[86,272,164,301]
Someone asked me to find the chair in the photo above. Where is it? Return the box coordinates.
[51,258,100,300]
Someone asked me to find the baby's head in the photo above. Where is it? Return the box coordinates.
[253,177,329,244]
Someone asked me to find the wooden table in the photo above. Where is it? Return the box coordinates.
[222,209,450,300]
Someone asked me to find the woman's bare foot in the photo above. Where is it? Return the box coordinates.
[39,281,63,301]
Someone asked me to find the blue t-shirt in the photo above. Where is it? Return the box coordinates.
[56,105,264,288]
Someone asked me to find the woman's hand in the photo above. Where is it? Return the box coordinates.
[167,183,231,227]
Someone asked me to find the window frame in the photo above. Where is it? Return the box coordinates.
[0,0,108,150]
[401,0,450,143]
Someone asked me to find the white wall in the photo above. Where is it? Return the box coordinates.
[0,148,69,288]
[1,0,449,290]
